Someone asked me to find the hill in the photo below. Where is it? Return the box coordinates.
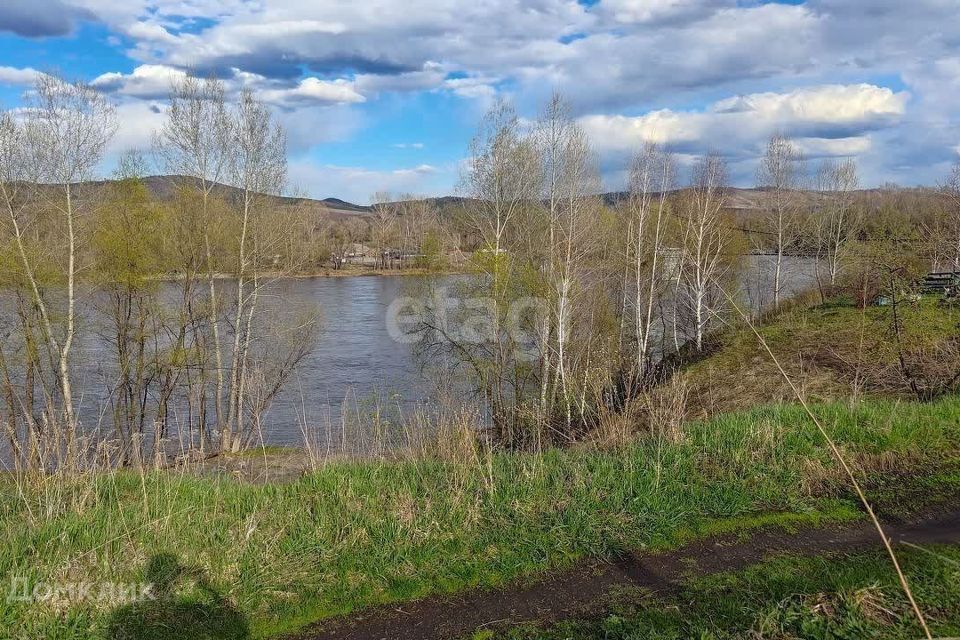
[60,175,374,221]
[42,177,949,225]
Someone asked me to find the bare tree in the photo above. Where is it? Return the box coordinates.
[370,192,398,269]
[756,134,805,309]
[23,75,116,456]
[0,110,41,466]
[463,101,540,263]
[455,100,541,442]
[533,94,601,433]
[628,142,675,380]
[222,89,287,452]
[680,153,730,352]
[155,75,232,437]
[813,158,860,287]
[939,158,960,271]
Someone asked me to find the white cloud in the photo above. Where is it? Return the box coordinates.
[6,0,960,188]
[597,0,730,25]
[123,20,177,44]
[443,76,500,104]
[580,83,908,158]
[711,85,907,127]
[794,137,872,157]
[92,64,185,98]
[91,64,365,106]
[355,62,446,95]
[107,99,167,153]
[0,65,43,86]
[288,159,446,203]
[260,77,365,106]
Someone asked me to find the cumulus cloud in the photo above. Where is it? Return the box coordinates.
[5,0,960,189]
[0,66,44,86]
[91,64,186,99]
[91,64,365,106]
[123,20,178,44]
[120,1,589,82]
[580,84,908,184]
[596,0,731,25]
[711,84,908,137]
[354,63,447,95]
[106,99,168,153]
[260,77,365,106]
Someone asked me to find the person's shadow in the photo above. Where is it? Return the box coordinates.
[107,553,249,640]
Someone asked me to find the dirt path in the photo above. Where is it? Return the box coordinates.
[288,508,960,640]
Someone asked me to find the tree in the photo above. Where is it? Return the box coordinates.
[680,153,730,352]
[816,158,860,287]
[4,75,116,467]
[453,100,542,443]
[222,89,287,452]
[370,192,398,269]
[939,157,960,271]
[155,75,232,438]
[533,93,601,435]
[93,151,166,464]
[756,134,805,310]
[628,142,674,381]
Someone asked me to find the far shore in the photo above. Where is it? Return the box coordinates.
[152,265,469,282]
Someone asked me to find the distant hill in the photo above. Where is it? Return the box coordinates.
[49,177,947,224]
[63,175,374,221]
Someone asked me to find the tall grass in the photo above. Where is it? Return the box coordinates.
[2,397,959,638]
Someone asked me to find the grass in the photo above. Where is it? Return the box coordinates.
[491,544,960,639]
[2,397,960,639]
[679,295,960,416]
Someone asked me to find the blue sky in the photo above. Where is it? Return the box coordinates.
[1,0,958,203]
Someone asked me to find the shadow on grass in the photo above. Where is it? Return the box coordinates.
[106,553,248,640]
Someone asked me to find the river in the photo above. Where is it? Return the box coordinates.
[1,256,818,455]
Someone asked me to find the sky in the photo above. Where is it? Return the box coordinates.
[0,0,958,204]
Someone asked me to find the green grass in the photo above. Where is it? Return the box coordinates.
[493,544,960,639]
[1,397,959,639]
[680,295,960,415]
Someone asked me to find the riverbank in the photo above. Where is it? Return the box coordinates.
[3,397,960,638]
[669,293,960,418]
[152,264,468,282]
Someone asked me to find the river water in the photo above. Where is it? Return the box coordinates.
[2,256,818,452]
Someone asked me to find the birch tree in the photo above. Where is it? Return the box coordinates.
[457,100,541,441]
[0,110,43,466]
[155,75,232,437]
[222,89,287,452]
[21,76,115,458]
[756,134,804,309]
[628,143,674,380]
[681,153,729,352]
[816,158,860,285]
[533,94,600,432]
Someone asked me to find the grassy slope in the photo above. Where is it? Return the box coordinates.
[2,398,960,639]
[490,544,960,640]
[679,296,960,417]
